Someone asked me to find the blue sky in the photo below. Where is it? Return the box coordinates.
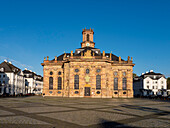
[0,0,170,77]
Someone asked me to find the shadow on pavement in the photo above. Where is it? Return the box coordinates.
[120,104,170,114]
[94,118,137,128]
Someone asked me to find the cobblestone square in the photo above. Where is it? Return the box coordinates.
[0,96,169,128]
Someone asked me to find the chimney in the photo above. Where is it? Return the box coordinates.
[9,61,12,64]
[150,70,153,72]
[146,71,148,73]
[25,68,27,70]
[4,59,7,62]
[142,73,144,75]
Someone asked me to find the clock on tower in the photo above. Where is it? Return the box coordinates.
[81,28,95,48]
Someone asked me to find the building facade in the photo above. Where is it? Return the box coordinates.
[42,28,135,98]
[23,69,43,95]
[0,60,25,96]
[133,70,167,97]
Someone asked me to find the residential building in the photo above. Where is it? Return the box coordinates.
[133,70,167,97]
[23,69,43,94]
[0,60,25,96]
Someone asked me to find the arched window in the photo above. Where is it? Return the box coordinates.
[58,77,62,90]
[49,77,53,89]
[114,78,118,90]
[74,75,79,89]
[96,75,101,89]
[122,78,127,90]
[87,34,90,41]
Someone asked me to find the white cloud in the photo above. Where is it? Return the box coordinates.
[0,56,33,70]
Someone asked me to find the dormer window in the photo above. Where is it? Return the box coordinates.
[0,68,4,72]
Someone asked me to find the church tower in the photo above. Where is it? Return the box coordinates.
[81,28,95,48]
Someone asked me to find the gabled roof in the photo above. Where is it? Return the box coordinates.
[0,61,21,74]
[142,72,162,76]
[141,71,165,80]
[23,69,43,81]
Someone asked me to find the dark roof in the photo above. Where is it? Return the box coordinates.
[23,70,33,74]
[23,69,43,81]
[77,46,97,49]
[141,71,165,80]
[74,47,101,56]
[133,76,142,82]
[142,72,162,76]
[53,47,124,61]
[55,53,71,61]
[0,61,21,74]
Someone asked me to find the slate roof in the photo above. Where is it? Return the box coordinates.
[141,71,165,80]
[142,72,162,76]
[23,69,43,81]
[54,47,124,61]
[0,61,21,74]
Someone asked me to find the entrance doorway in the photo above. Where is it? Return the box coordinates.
[84,87,90,96]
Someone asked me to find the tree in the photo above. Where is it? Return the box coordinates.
[133,73,137,78]
[167,77,170,89]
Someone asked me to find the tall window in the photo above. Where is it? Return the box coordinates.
[96,75,101,89]
[87,34,89,41]
[114,78,118,90]
[58,77,62,90]
[0,81,1,93]
[74,75,79,89]
[49,77,53,89]
[122,78,127,90]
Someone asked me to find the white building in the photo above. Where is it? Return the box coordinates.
[133,70,167,97]
[23,69,43,95]
[0,60,25,96]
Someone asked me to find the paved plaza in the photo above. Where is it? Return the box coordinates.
[0,96,169,128]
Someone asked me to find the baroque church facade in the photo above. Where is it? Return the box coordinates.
[41,28,135,98]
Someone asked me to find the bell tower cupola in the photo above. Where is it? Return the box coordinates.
[81,28,95,48]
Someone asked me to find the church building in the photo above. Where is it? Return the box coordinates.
[41,28,135,98]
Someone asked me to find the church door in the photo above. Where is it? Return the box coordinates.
[84,87,90,96]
